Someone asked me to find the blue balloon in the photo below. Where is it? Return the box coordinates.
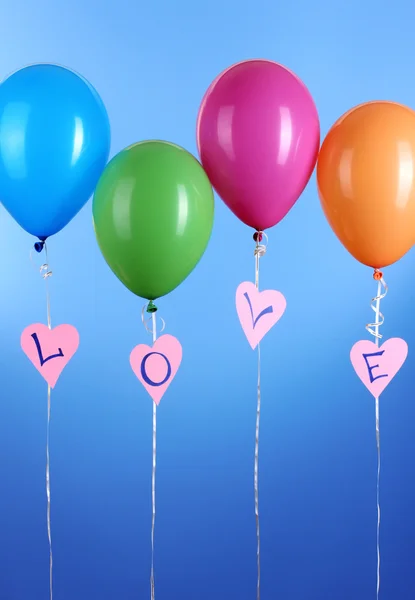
[0,64,111,239]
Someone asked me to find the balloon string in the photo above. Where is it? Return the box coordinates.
[44,245,53,600]
[142,305,163,600]
[150,310,157,600]
[46,383,53,600]
[254,235,266,600]
[365,274,387,600]
[31,243,54,600]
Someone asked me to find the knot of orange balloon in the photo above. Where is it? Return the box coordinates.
[373,269,383,281]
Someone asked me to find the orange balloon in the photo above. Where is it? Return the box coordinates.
[317,101,415,269]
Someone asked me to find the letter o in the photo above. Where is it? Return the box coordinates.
[140,352,172,387]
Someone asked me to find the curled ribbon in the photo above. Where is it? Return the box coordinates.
[366,273,388,340]
[365,271,388,600]
[254,232,267,288]
[141,305,165,336]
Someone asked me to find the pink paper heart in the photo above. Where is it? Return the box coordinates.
[21,323,80,388]
[130,334,182,405]
[350,337,408,398]
[236,281,286,349]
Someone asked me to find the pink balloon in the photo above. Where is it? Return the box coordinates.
[196,60,320,231]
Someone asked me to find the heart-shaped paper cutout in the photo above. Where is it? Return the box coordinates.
[130,334,182,405]
[236,281,286,349]
[21,323,80,388]
[350,337,408,398]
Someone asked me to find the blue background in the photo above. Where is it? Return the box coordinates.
[0,1,414,598]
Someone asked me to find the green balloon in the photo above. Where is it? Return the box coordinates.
[93,140,214,300]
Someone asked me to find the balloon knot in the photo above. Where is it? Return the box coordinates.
[34,241,45,253]
[253,231,263,243]
[373,269,383,281]
[146,301,158,313]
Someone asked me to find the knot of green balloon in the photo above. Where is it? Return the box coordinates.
[146,300,158,313]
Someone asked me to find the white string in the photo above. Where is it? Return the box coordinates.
[365,276,387,600]
[375,391,380,600]
[140,303,161,600]
[46,384,52,600]
[374,282,381,600]
[151,311,157,600]
[254,235,266,600]
[31,242,53,600]
[44,246,53,600]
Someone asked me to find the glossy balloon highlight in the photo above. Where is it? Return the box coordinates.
[317,101,415,268]
[93,140,214,300]
[197,59,320,231]
[0,63,111,239]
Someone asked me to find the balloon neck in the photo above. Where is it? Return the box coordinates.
[373,269,383,281]
[253,230,263,243]
[146,300,158,313]
[34,240,46,253]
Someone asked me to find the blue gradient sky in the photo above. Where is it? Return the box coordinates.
[1,1,415,599]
